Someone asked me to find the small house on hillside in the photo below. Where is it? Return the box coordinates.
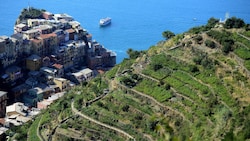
[5,102,32,127]
[14,23,28,33]
[66,68,93,84]
[6,102,28,117]
[53,77,69,92]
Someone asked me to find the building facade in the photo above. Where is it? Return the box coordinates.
[26,54,42,71]
[0,91,7,118]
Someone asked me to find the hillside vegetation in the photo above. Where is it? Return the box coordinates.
[16,7,45,25]
[9,17,250,141]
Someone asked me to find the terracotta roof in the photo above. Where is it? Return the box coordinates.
[66,28,75,33]
[50,33,57,37]
[39,33,57,39]
[31,38,42,43]
[37,100,52,109]
[53,63,63,69]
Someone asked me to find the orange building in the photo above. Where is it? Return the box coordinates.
[31,38,43,56]
[39,33,58,56]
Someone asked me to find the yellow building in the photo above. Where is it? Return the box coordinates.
[27,19,39,28]
[53,78,69,92]
[23,29,40,39]
[26,54,42,71]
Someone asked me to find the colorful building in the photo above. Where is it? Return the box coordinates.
[39,33,58,56]
[53,77,69,92]
[14,23,28,33]
[31,38,43,56]
[26,54,42,71]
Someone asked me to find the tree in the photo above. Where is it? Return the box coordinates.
[126,48,143,59]
[189,65,199,73]
[120,76,136,87]
[131,74,139,80]
[245,24,250,31]
[222,42,232,54]
[205,39,216,48]
[162,30,175,40]
[224,17,245,29]
[122,105,129,112]
[153,63,163,71]
[207,17,219,28]
[127,48,133,55]
[165,83,171,90]
[193,56,202,65]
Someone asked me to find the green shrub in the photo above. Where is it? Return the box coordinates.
[162,30,175,40]
[205,39,216,48]
[188,26,208,34]
[195,35,203,44]
[224,17,245,29]
[18,7,43,22]
[206,30,234,52]
[206,17,219,28]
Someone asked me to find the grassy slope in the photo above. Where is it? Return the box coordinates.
[9,25,250,141]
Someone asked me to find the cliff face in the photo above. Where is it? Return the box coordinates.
[10,18,250,141]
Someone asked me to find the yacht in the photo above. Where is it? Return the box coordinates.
[99,17,111,26]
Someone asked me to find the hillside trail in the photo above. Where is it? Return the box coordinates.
[71,100,135,141]
[115,81,191,124]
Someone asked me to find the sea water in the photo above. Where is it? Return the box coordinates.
[0,0,249,63]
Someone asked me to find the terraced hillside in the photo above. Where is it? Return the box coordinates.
[9,18,250,141]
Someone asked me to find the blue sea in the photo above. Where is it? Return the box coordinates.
[0,0,250,63]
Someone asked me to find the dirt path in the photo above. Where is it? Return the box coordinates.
[116,82,191,124]
[37,115,45,141]
[71,101,135,140]
[137,72,159,83]
[237,32,250,41]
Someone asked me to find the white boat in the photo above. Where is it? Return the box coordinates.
[99,17,111,26]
